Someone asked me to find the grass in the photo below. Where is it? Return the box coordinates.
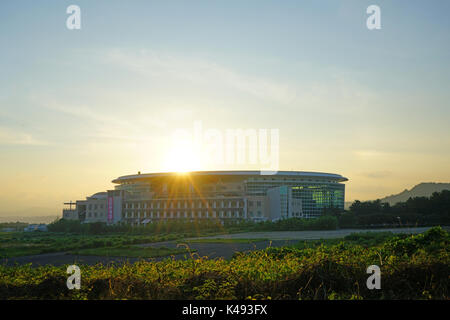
[69,246,191,258]
[179,238,269,244]
[0,227,448,300]
[0,232,188,258]
[291,231,399,250]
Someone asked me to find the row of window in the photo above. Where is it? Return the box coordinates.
[248,211,262,217]
[87,212,105,218]
[125,211,244,219]
[124,200,244,210]
[87,203,104,210]
[247,200,262,207]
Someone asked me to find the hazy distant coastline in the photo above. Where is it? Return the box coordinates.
[0,216,58,224]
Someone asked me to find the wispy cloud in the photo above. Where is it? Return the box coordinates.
[0,127,48,146]
[353,150,390,158]
[362,170,392,179]
[105,49,298,105]
[32,96,167,145]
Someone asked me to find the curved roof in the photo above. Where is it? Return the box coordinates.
[112,170,348,184]
[89,192,108,199]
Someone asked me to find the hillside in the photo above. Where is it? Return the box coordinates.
[380,183,450,205]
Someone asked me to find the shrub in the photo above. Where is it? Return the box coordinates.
[1,227,447,300]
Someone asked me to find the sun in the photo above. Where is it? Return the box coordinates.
[163,141,203,173]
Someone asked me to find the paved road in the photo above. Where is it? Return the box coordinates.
[1,239,297,267]
[186,226,447,240]
[139,239,298,259]
[2,226,445,267]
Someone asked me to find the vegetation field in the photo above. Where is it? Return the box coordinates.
[1,227,448,300]
[0,232,186,258]
[0,215,343,259]
[291,231,398,250]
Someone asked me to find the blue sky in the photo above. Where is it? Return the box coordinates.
[0,1,449,215]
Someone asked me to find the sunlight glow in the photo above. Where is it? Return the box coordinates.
[162,140,203,173]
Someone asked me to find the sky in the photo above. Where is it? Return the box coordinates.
[0,0,449,216]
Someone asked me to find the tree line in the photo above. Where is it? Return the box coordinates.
[48,190,449,234]
[333,190,450,227]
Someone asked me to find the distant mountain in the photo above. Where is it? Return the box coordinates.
[380,183,450,205]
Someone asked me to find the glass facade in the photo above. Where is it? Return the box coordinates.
[246,179,345,218]
[290,184,345,217]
